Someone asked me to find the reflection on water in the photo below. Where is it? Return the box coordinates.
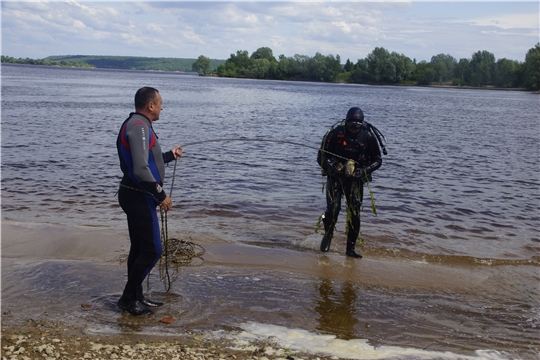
[315,279,358,340]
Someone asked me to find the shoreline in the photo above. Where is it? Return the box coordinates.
[1,321,335,360]
[2,63,534,92]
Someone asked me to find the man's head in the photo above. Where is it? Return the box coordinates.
[345,107,364,134]
[135,87,162,121]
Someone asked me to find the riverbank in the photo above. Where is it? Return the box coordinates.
[1,321,335,360]
[415,83,529,91]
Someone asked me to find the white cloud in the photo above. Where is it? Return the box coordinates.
[465,12,539,30]
[1,1,537,62]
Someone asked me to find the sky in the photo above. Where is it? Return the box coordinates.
[1,1,538,63]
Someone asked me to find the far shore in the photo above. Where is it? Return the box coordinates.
[2,63,535,93]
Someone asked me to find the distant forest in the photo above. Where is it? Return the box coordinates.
[2,43,539,91]
[210,43,540,91]
[0,55,226,72]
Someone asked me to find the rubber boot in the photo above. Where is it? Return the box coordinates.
[320,233,333,252]
[345,237,362,258]
[320,214,333,252]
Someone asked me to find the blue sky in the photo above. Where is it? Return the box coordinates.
[1,1,538,63]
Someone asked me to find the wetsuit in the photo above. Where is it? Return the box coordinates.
[116,112,175,304]
[317,122,382,250]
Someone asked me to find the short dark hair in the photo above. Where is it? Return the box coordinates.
[134,87,159,111]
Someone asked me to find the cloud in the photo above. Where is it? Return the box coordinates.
[462,12,539,30]
[1,1,538,61]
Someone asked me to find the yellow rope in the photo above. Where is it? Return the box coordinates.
[158,205,205,292]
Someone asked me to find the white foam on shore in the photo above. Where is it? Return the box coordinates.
[226,322,509,360]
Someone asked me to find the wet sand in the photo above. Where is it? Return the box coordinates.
[2,221,538,359]
[0,220,509,293]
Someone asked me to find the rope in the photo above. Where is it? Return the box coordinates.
[158,205,205,292]
[181,138,353,162]
[158,158,205,292]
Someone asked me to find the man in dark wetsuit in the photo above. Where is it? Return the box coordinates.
[317,107,382,258]
[116,87,183,316]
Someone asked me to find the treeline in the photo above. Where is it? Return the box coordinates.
[1,55,94,68]
[1,55,226,72]
[211,44,540,91]
[45,55,226,71]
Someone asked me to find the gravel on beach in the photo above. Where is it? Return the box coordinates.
[1,318,338,360]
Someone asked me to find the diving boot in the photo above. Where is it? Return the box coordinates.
[346,248,362,258]
[320,214,334,252]
[320,234,333,252]
[118,299,153,316]
[346,239,362,258]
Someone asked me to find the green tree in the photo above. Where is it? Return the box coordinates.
[523,43,540,91]
[470,50,496,86]
[349,59,369,83]
[453,58,471,84]
[293,54,310,79]
[250,58,271,79]
[414,61,435,85]
[250,47,277,62]
[306,53,342,82]
[343,58,354,72]
[494,58,521,88]
[226,50,253,75]
[390,52,415,82]
[192,55,212,75]
[216,62,238,77]
[276,54,290,79]
[366,47,396,83]
[430,54,456,83]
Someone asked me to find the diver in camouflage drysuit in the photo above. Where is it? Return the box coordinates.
[317,107,383,258]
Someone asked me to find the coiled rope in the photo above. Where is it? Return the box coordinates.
[158,158,205,292]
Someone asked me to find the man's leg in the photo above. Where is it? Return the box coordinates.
[344,181,363,258]
[321,176,342,252]
[118,189,162,315]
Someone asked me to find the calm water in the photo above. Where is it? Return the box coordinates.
[1,64,539,358]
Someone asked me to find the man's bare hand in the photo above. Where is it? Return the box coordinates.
[171,146,183,160]
[160,195,173,211]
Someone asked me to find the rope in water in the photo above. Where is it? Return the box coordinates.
[158,158,205,292]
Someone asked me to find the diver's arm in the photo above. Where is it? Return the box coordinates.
[364,135,382,174]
